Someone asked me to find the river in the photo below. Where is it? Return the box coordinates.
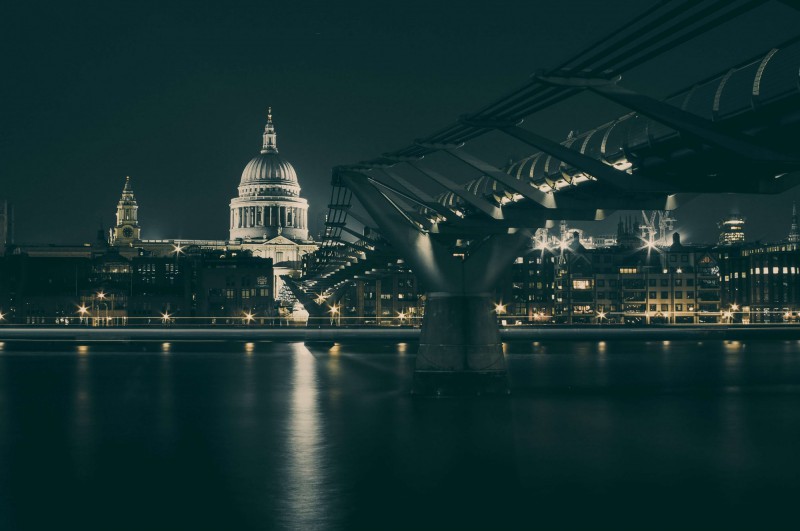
[0,339,798,530]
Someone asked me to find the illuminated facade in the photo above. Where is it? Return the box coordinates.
[718,214,746,246]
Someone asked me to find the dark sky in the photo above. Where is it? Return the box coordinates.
[2,0,800,245]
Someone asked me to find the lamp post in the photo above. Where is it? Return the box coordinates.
[77,304,89,325]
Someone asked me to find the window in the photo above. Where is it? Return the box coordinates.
[226,289,235,299]
[597,279,605,287]
[674,279,682,286]
[661,291,668,299]
[681,255,688,262]
[670,255,677,262]
[686,279,694,286]
[675,291,683,299]
[649,279,656,287]
[687,291,694,299]
[661,304,669,311]
[572,279,592,290]
[649,291,657,299]
[675,304,683,311]
[660,279,669,287]
[649,304,656,311]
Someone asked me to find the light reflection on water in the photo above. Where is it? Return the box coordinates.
[0,339,798,530]
[284,343,329,529]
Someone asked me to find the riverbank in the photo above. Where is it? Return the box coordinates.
[2,324,800,342]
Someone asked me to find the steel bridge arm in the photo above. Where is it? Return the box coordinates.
[537,76,800,167]
[427,146,557,208]
[460,117,673,193]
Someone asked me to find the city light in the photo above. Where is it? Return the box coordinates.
[329,305,339,315]
[495,303,506,314]
[243,311,255,323]
[315,293,327,305]
[597,310,606,321]
[97,291,106,300]
[0,311,5,321]
[398,311,406,320]
[161,311,171,323]
[731,303,739,311]
[77,305,89,315]
[172,244,184,255]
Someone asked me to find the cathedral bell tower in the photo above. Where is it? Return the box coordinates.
[111,176,141,245]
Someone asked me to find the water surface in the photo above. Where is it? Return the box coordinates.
[0,339,798,530]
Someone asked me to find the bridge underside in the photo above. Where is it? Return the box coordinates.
[302,5,800,395]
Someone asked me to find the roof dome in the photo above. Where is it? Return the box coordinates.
[239,108,299,187]
[240,152,298,186]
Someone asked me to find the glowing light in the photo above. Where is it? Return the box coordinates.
[495,303,507,314]
[243,311,255,323]
[597,310,606,321]
[731,304,739,311]
[398,311,406,320]
[77,305,89,315]
[77,345,89,355]
[172,244,184,255]
[245,342,255,354]
[162,342,171,352]
[328,305,339,315]
[0,311,5,321]
[314,293,327,305]
[161,311,171,323]
[96,291,106,300]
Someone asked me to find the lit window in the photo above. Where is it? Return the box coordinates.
[572,280,592,290]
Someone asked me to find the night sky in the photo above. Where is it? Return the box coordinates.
[2,0,800,245]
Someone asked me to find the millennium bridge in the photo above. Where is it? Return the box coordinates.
[291,0,800,394]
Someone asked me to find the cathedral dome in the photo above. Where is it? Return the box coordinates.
[238,107,299,188]
[230,108,310,243]
[240,152,298,186]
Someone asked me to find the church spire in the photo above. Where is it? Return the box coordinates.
[111,176,141,245]
[261,107,278,153]
[789,201,799,243]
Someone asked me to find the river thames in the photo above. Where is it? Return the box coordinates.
[1,339,799,530]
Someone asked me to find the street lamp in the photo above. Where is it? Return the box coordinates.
[597,310,606,324]
[329,304,340,326]
[494,303,507,314]
[0,311,5,322]
[315,293,327,305]
[243,311,255,324]
[161,311,172,324]
[77,304,89,325]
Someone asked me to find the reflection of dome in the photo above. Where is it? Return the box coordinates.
[240,152,298,187]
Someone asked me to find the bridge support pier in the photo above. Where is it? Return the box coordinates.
[414,292,508,395]
[340,170,530,396]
